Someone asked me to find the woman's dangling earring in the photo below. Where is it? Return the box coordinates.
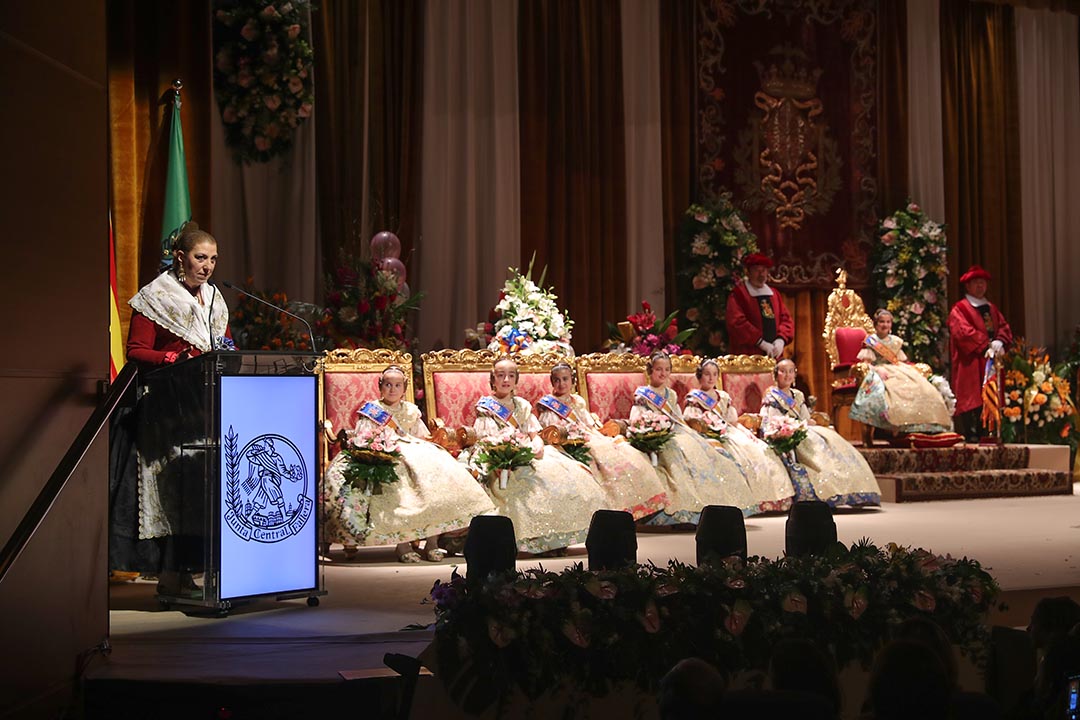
[175,254,186,284]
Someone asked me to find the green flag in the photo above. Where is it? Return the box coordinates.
[160,85,191,269]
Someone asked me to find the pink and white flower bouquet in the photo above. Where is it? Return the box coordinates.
[626,410,675,458]
[469,427,536,487]
[761,415,808,455]
[341,424,401,495]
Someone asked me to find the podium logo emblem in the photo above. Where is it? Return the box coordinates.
[224,426,313,543]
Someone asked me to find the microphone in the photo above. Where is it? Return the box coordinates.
[222,280,319,353]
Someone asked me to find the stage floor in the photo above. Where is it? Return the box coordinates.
[93,483,1080,692]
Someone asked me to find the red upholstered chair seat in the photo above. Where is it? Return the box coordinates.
[833,327,868,371]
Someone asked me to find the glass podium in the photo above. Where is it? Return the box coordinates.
[138,351,325,611]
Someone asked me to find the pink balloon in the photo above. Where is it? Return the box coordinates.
[380,257,407,290]
[370,231,401,261]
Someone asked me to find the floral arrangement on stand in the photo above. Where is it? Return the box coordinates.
[467,258,574,355]
[428,540,1000,714]
[213,0,315,164]
[762,415,808,456]
[676,193,759,354]
[606,301,695,356]
[625,410,674,466]
[1001,339,1079,454]
[318,232,423,351]
[871,203,949,369]
[467,427,536,489]
[229,279,314,351]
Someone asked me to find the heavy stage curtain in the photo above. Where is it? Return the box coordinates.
[313,0,423,274]
[415,0,521,350]
[107,0,213,342]
[1015,8,1080,353]
[518,0,628,353]
[621,0,666,316]
[906,0,946,223]
[877,0,909,215]
[940,1,1025,330]
[659,0,696,315]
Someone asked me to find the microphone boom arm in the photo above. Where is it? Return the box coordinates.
[222,281,318,353]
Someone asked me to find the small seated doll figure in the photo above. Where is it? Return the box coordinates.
[760,359,881,507]
[536,362,668,520]
[682,358,795,513]
[630,351,759,526]
[467,356,607,554]
[849,309,954,435]
[322,366,496,562]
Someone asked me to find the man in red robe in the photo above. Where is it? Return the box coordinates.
[725,253,794,357]
[948,265,1012,441]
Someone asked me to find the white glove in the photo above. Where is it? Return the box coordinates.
[985,340,1004,358]
[773,338,786,357]
[758,339,774,355]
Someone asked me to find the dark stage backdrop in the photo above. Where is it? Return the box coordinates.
[696,0,878,289]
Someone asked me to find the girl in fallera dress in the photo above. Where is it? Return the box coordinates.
[849,309,954,435]
[630,351,759,525]
[760,359,881,507]
[468,357,607,554]
[323,366,495,562]
[682,359,795,513]
[536,362,668,520]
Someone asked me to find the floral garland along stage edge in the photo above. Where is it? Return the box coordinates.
[676,193,759,354]
[428,540,999,712]
[872,203,948,369]
[213,0,315,164]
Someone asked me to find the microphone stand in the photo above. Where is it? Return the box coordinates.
[222,281,319,354]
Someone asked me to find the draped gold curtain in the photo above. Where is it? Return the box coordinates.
[107,0,212,341]
[518,0,628,352]
[941,1,1025,332]
[659,0,696,314]
[312,0,423,269]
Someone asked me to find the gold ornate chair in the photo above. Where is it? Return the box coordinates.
[715,354,776,419]
[576,352,702,424]
[319,348,415,472]
[822,269,874,442]
[420,349,572,431]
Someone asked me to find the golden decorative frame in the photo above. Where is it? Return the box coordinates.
[821,269,874,369]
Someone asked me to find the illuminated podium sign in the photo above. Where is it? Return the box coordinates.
[220,374,317,600]
[140,352,323,610]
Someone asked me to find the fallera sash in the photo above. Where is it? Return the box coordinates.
[686,389,719,411]
[477,395,519,427]
[865,335,901,365]
[537,394,572,419]
[358,401,392,426]
[766,387,797,416]
[635,386,667,411]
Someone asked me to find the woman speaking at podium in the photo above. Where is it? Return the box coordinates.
[127,222,232,366]
[110,223,232,596]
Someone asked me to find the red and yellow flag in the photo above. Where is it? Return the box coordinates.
[109,213,124,380]
[981,358,1000,435]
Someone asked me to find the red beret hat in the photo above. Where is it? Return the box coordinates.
[959,265,991,284]
[742,253,773,268]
